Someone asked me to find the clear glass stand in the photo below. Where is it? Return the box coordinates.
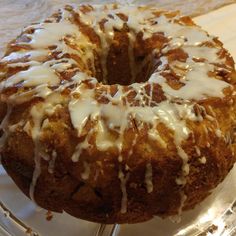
[0,197,120,236]
[1,163,236,236]
[95,224,120,236]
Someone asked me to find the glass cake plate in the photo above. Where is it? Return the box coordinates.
[1,1,236,236]
[1,164,236,236]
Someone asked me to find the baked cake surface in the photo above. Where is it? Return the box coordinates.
[0,4,236,223]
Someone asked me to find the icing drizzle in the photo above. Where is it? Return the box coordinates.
[0,4,235,216]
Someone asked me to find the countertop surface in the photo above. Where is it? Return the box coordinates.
[0,0,236,57]
[195,3,236,59]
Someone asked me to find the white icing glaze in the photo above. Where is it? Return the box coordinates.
[29,104,45,201]
[29,93,64,201]
[0,105,12,151]
[71,127,94,162]
[150,63,230,100]
[145,163,153,193]
[215,129,222,138]
[8,120,24,132]
[206,114,215,121]
[0,4,234,216]
[118,168,129,213]
[48,150,57,174]
[0,64,60,89]
[69,87,196,180]
[2,50,48,62]
[128,32,136,83]
[27,22,78,48]
[148,129,167,148]
[81,161,90,180]
[195,146,201,156]
[23,121,31,136]
[1,4,231,103]
[199,156,207,164]
[183,46,221,62]
[96,119,114,151]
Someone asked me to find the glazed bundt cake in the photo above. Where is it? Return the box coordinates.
[0,4,236,224]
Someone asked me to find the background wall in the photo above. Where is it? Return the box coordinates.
[0,0,235,57]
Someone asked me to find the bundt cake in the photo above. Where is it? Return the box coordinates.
[0,4,235,224]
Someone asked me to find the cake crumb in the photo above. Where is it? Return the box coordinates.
[46,210,53,221]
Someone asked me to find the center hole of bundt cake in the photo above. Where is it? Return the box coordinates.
[93,36,157,86]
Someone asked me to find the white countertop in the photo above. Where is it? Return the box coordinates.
[195,3,236,59]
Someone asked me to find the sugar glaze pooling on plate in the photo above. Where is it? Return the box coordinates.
[0,4,235,216]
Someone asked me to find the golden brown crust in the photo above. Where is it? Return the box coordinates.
[2,94,236,223]
[0,4,236,224]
